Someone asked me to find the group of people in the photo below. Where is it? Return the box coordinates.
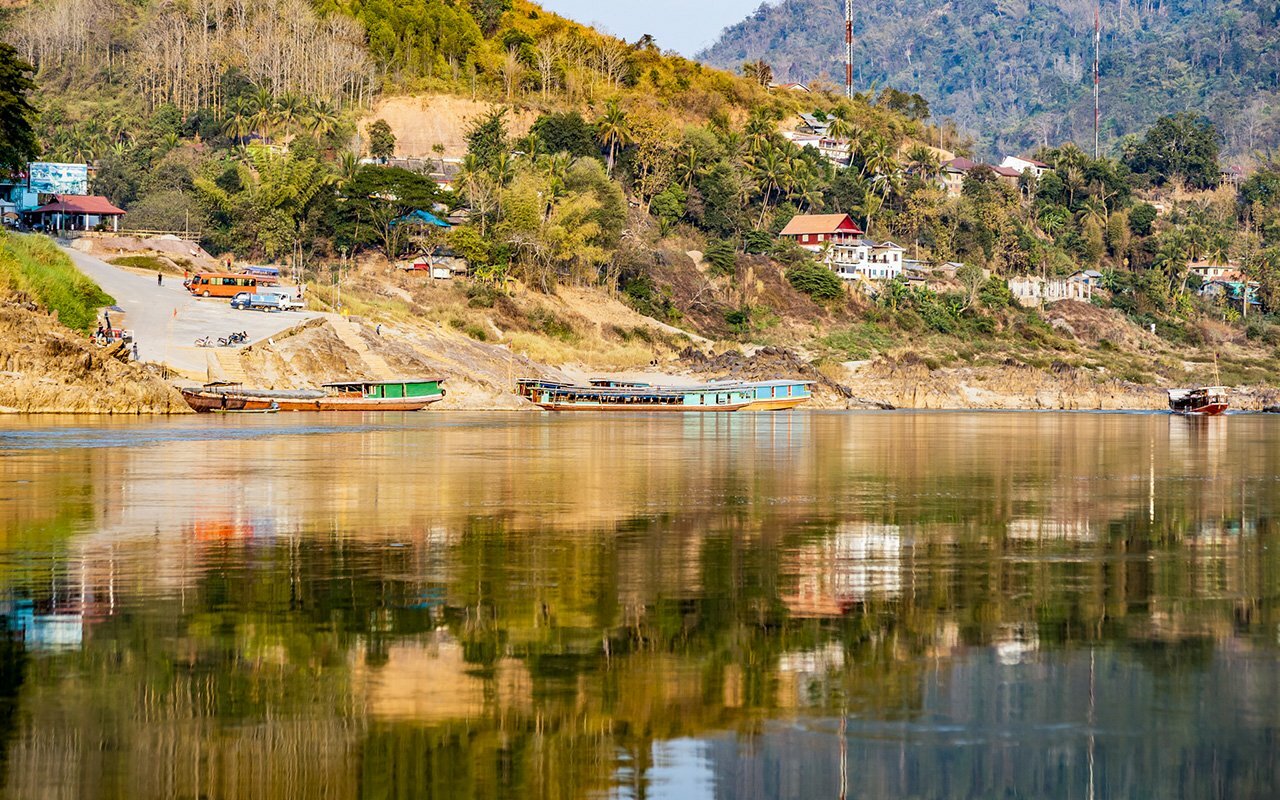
[94,311,140,361]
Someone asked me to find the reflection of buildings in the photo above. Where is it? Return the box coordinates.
[349,630,532,721]
[782,523,902,618]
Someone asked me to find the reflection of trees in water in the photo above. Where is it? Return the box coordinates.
[0,503,1278,798]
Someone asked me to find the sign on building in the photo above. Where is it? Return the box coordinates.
[28,162,89,195]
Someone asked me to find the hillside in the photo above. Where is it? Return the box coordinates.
[698,0,1280,159]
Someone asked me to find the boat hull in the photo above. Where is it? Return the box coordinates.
[742,397,810,411]
[181,390,443,413]
[534,401,751,412]
[1173,402,1228,416]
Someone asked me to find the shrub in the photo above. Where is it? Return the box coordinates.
[786,262,844,300]
[724,306,751,333]
[704,239,736,277]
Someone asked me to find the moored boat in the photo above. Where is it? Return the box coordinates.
[517,379,755,412]
[712,380,814,411]
[1167,386,1228,416]
[180,378,446,413]
[515,377,813,412]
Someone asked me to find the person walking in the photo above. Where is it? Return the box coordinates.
[157,271,163,286]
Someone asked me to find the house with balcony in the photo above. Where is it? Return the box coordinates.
[779,214,905,282]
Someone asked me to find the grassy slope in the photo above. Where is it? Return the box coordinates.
[0,233,113,332]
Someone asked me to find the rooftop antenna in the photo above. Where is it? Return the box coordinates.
[1093,1,1101,158]
[845,0,854,100]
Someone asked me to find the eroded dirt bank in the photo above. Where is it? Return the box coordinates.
[0,294,190,414]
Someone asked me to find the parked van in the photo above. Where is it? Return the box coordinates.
[187,273,257,298]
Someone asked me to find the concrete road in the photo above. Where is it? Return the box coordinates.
[63,246,324,376]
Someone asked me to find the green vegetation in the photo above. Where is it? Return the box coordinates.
[0,233,113,332]
[700,0,1280,157]
[786,261,843,300]
[0,42,39,172]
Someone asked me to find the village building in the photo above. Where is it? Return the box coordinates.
[941,157,977,196]
[1000,155,1051,179]
[769,82,810,93]
[779,213,863,251]
[1007,276,1093,306]
[1068,269,1104,288]
[781,129,852,167]
[778,213,906,282]
[27,195,125,232]
[1220,165,1246,187]
[1188,260,1239,282]
[991,165,1024,189]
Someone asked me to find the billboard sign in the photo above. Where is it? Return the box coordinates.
[28,162,88,195]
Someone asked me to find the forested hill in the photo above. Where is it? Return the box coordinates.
[698,0,1280,160]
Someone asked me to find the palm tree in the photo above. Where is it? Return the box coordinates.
[306,99,340,143]
[222,97,253,143]
[676,143,701,190]
[825,108,854,142]
[273,92,306,138]
[754,145,786,226]
[597,99,630,175]
[335,151,360,188]
[1078,196,1108,229]
[744,112,773,155]
[248,86,275,140]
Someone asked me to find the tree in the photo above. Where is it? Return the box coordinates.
[596,99,630,175]
[334,165,439,258]
[956,263,985,310]
[0,43,39,172]
[530,112,597,159]
[368,119,396,161]
[1124,113,1221,190]
[741,59,772,86]
[466,107,509,175]
[470,0,511,37]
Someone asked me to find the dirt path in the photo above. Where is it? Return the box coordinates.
[61,246,324,377]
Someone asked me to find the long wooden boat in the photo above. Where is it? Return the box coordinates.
[181,378,446,413]
[714,380,814,411]
[518,379,754,412]
[515,377,813,412]
[1168,386,1228,416]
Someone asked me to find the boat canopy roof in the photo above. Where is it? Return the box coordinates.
[322,378,444,388]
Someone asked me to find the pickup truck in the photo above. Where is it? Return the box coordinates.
[258,289,303,311]
[230,292,289,312]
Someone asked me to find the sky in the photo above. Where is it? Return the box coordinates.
[536,0,765,57]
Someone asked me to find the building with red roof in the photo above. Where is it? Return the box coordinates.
[29,195,126,232]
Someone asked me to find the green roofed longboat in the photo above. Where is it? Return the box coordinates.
[515,378,812,412]
[180,378,446,412]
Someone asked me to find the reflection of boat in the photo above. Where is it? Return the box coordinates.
[181,379,445,412]
[212,403,280,414]
[515,378,812,412]
[1167,386,1228,416]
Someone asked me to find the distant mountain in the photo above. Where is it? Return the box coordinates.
[698,0,1280,160]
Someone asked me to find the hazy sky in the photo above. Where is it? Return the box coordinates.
[536,0,765,56]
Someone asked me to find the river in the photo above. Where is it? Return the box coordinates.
[0,411,1276,799]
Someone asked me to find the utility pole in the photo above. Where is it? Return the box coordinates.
[845,0,854,100]
[1093,1,1101,158]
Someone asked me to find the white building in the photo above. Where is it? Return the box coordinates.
[828,238,906,282]
[1007,276,1092,306]
[1000,155,1051,179]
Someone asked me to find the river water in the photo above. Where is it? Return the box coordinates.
[0,411,1276,799]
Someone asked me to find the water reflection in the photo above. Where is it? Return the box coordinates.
[0,411,1277,798]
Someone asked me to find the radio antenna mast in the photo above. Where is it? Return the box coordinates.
[1093,2,1101,158]
[845,0,854,100]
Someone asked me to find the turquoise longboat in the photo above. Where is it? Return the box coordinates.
[709,380,814,411]
[517,379,755,412]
